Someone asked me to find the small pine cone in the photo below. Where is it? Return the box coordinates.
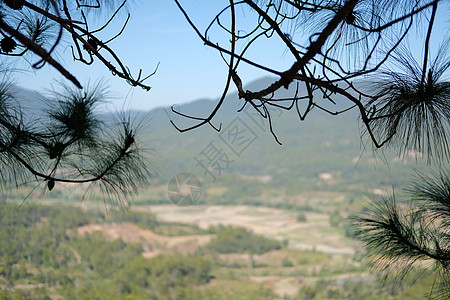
[3,0,24,10]
[83,38,99,54]
[1,37,17,53]
[47,179,55,191]
[345,12,356,25]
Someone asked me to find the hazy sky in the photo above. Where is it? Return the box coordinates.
[12,1,450,111]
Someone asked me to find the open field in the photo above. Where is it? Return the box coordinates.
[68,204,363,298]
[76,222,213,258]
[138,205,358,256]
[2,197,435,299]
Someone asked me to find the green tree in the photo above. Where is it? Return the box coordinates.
[296,212,307,222]
[207,225,281,254]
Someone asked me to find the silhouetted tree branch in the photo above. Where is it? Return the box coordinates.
[0,1,157,204]
[171,0,449,163]
[171,1,449,297]
[0,0,157,90]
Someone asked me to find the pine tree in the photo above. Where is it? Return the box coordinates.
[0,1,157,204]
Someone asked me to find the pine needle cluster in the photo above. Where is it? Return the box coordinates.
[352,170,450,299]
[367,42,450,163]
[0,79,154,205]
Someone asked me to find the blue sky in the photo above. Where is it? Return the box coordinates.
[14,1,289,111]
[12,1,450,111]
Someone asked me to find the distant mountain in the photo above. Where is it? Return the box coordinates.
[11,78,428,194]
[7,85,48,119]
[142,77,426,193]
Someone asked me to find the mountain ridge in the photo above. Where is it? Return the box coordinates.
[9,78,427,194]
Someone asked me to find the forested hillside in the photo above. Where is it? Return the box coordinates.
[0,203,436,299]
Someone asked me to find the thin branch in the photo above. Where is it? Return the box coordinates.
[0,18,82,88]
[420,0,438,89]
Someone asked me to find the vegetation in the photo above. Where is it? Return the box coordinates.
[296,212,307,222]
[352,171,450,299]
[0,202,441,299]
[207,225,282,254]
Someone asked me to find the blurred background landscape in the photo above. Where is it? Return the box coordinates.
[1,78,434,299]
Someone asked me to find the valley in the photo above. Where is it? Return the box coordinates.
[0,80,437,299]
